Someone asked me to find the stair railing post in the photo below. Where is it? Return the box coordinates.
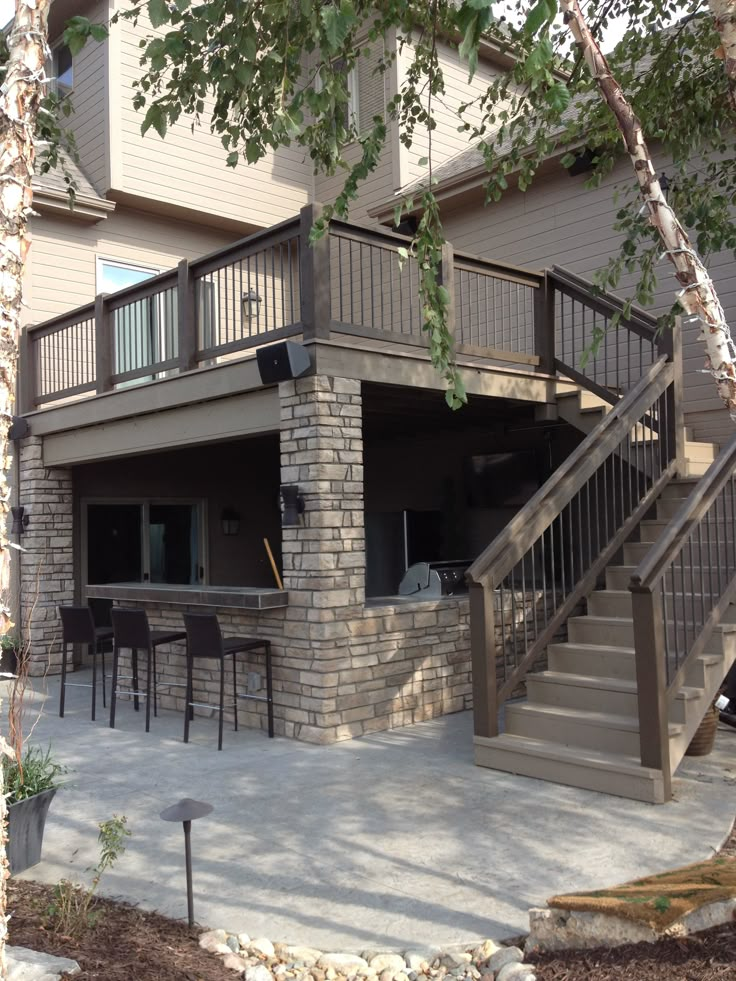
[630,582,672,800]
[94,293,113,394]
[177,259,197,372]
[533,271,555,374]
[469,578,499,738]
[300,203,331,340]
[661,314,686,473]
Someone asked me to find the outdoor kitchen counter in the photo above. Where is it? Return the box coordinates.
[84,583,289,610]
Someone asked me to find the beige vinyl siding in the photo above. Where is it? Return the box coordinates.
[54,0,108,192]
[112,10,313,228]
[441,154,736,444]
[25,207,236,326]
[402,40,504,187]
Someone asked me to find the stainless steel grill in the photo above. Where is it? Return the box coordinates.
[399,561,470,599]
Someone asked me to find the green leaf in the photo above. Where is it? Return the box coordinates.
[560,152,576,169]
[148,0,170,29]
[524,36,554,80]
[226,150,239,166]
[544,82,571,114]
[141,104,167,139]
[525,0,556,36]
[418,156,428,167]
[321,1,357,53]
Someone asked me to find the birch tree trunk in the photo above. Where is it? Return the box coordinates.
[0,0,51,973]
[709,0,736,113]
[560,0,736,419]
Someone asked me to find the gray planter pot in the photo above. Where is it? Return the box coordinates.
[7,788,57,874]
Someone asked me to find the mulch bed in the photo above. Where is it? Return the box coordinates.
[6,797,736,981]
[7,879,229,980]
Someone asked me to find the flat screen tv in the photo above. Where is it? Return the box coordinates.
[466,450,541,508]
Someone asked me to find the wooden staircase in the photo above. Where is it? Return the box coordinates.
[474,475,736,804]
[467,269,736,804]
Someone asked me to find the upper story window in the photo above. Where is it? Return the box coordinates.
[97,258,158,294]
[53,43,74,94]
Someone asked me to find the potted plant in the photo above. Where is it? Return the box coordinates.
[3,745,66,873]
[0,632,18,676]
[3,633,66,873]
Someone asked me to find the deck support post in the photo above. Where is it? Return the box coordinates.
[300,203,331,340]
[94,293,113,394]
[18,326,35,414]
[631,584,672,800]
[469,580,499,738]
[177,259,197,372]
[533,272,555,375]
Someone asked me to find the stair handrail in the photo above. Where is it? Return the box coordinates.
[467,356,671,587]
[549,266,660,341]
[629,433,736,798]
[467,356,678,740]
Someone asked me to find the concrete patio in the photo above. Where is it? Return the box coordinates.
[7,671,736,952]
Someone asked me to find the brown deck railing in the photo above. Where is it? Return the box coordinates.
[20,205,668,412]
[629,434,736,798]
[466,356,678,738]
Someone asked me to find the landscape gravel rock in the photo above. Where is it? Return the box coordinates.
[199,930,538,981]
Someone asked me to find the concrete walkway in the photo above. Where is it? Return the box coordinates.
[7,672,736,951]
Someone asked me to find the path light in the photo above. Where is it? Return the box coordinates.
[159,797,214,928]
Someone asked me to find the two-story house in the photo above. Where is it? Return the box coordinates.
[14,0,736,803]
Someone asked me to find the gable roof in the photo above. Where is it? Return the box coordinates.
[32,157,115,222]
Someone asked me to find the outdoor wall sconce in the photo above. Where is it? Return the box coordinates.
[281,485,305,527]
[241,288,262,321]
[10,506,29,537]
[221,508,240,536]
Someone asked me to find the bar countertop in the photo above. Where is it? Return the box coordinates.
[84,583,289,610]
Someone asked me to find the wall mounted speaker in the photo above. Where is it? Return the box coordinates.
[256,341,311,384]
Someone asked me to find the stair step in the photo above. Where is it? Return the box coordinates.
[568,614,736,647]
[474,733,667,802]
[683,441,719,464]
[527,670,638,714]
[623,540,735,564]
[660,479,700,500]
[588,589,736,619]
[681,459,712,477]
[639,517,736,543]
[548,641,636,679]
[606,564,725,590]
[504,701,683,756]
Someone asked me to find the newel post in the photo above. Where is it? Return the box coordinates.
[300,203,331,340]
[440,243,456,341]
[533,271,555,374]
[95,293,113,394]
[177,259,197,372]
[469,579,499,738]
[661,315,686,474]
[18,326,36,415]
[630,581,672,801]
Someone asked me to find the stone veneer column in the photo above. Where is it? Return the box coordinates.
[18,437,73,675]
[279,375,364,742]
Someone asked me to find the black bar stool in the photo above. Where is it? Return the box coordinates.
[58,606,114,721]
[110,608,186,732]
[183,612,274,750]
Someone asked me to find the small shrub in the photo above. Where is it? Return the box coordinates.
[3,746,66,804]
[48,815,131,936]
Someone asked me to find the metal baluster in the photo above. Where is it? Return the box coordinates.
[359,243,365,327]
[558,510,566,599]
[688,536,697,637]
[499,583,508,684]
[369,244,375,330]
[521,553,529,654]
[540,528,548,629]
[697,523,706,627]
[510,576,518,676]
[530,540,538,644]
[661,587,671,685]
[271,245,276,330]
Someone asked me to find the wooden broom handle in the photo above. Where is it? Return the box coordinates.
[263,538,283,590]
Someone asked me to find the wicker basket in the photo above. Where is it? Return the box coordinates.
[685,702,719,757]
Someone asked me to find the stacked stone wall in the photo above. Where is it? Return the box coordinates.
[18,437,73,676]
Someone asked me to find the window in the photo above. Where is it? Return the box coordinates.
[53,43,73,94]
[85,500,205,587]
[97,258,175,386]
